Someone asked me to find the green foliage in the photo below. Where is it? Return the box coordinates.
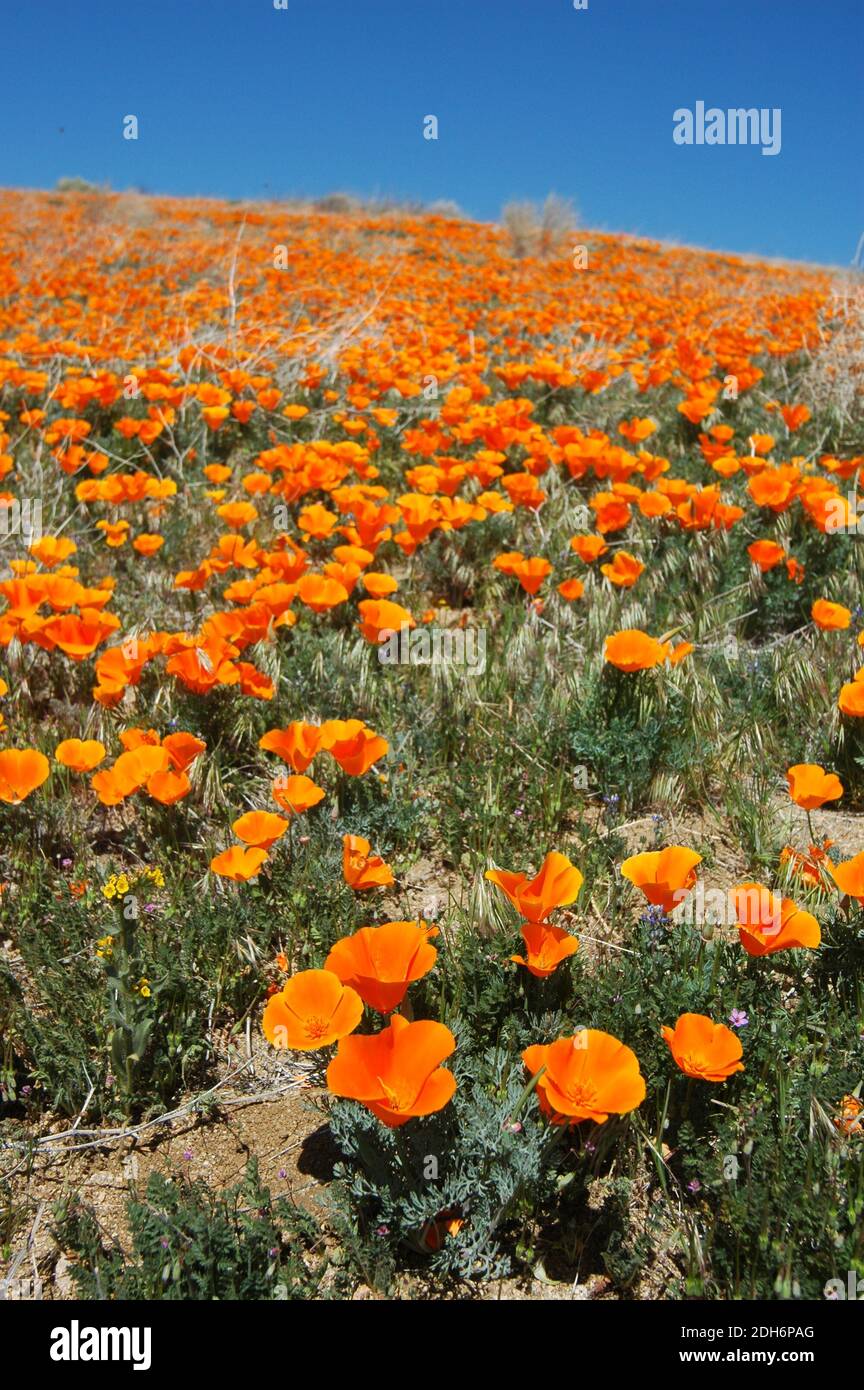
[52,1160,332,1301]
[328,1046,564,1283]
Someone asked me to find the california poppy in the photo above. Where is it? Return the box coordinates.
[162,731,206,772]
[0,748,50,803]
[510,556,552,596]
[600,551,644,588]
[326,1014,457,1126]
[811,599,851,631]
[296,574,349,613]
[661,1013,744,1082]
[325,920,438,1012]
[271,774,326,815]
[486,850,583,922]
[90,768,130,806]
[342,833,395,890]
[604,629,668,672]
[570,534,608,562]
[838,678,864,718]
[362,572,399,598]
[210,845,269,880]
[747,539,785,573]
[112,744,171,794]
[829,852,864,905]
[556,578,584,601]
[620,846,702,915]
[260,722,322,773]
[786,764,843,810]
[510,921,579,978]
[55,738,106,773]
[146,769,191,804]
[522,1030,646,1124]
[322,721,388,776]
[263,969,363,1050]
[728,882,820,956]
[357,599,414,644]
[232,810,289,850]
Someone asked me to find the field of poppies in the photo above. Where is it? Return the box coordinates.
[0,186,862,1301]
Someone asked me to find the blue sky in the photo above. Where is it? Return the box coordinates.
[1,0,860,266]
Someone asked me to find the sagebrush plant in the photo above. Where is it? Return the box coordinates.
[0,189,862,1301]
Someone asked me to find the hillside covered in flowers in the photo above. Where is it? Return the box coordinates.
[0,187,862,1301]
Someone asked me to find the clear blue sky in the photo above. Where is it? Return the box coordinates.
[1,0,860,266]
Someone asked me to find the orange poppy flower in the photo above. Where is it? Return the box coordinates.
[295,574,349,613]
[618,416,657,442]
[779,839,833,888]
[492,550,525,576]
[259,722,322,773]
[357,598,414,643]
[556,578,584,601]
[510,921,579,978]
[747,539,785,572]
[811,599,851,631]
[161,731,206,772]
[146,769,191,804]
[510,556,552,596]
[90,769,130,806]
[781,403,810,432]
[620,846,702,915]
[839,678,864,718]
[120,727,161,751]
[362,572,399,598]
[829,852,864,904]
[0,748,50,803]
[748,433,775,456]
[96,520,131,547]
[322,721,388,776]
[421,1212,465,1251]
[342,833,395,890]
[661,1013,744,1082]
[216,501,258,529]
[786,764,843,810]
[785,557,805,584]
[166,642,240,695]
[604,628,668,672]
[132,534,165,556]
[600,551,644,588]
[28,535,77,568]
[667,640,693,666]
[325,920,438,1012]
[297,504,338,540]
[833,1094,863,1137]
[570,534,608,562]
[522,1030,646,1124]
[592,494,632,534]
[326,1013,457,1126]
[271,773,326,814]
[728,882,820,956]
[485,850,583,922]
[263,969,363,1050]
[41,614,116,660]
[210,845,269,880]
[112,744,171,794]
[54,738,106,773]
[232,810,289,850]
